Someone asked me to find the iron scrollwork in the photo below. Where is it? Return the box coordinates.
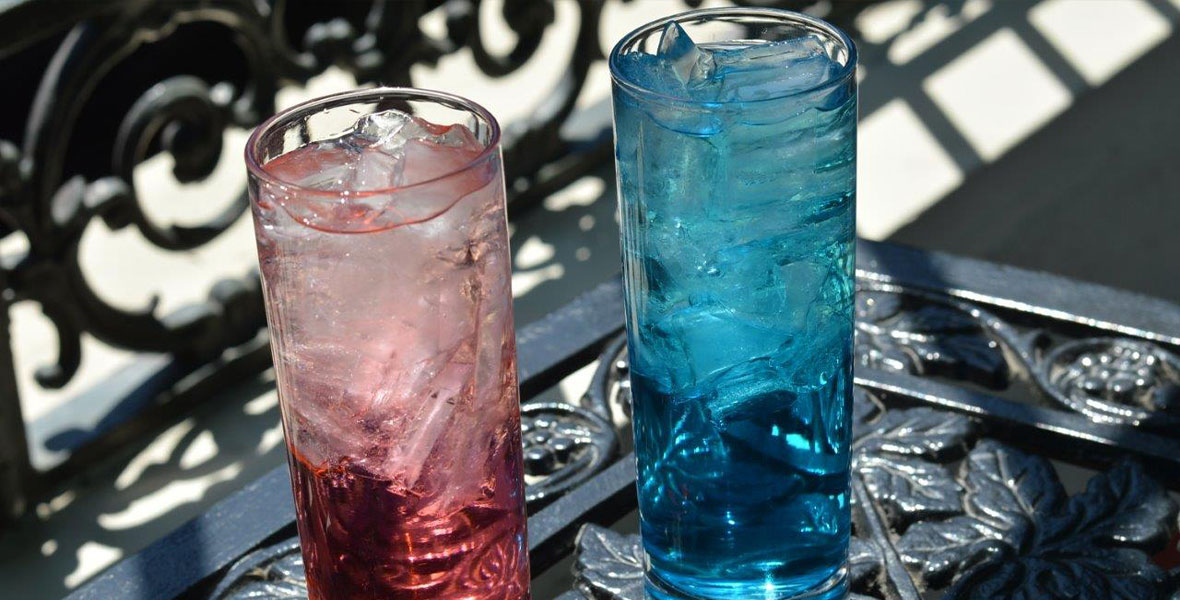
[856,281,1180,431]
[209,269,1180,598]
[1,0,612,392]
[209,281,1180,599]
[0,0,623,517]
[570,454,1176,599]
[856,289,1009,389]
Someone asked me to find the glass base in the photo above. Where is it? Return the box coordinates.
[644,567,849,600]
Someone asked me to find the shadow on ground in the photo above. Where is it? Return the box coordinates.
[0,376,285,600]
[891,31,1180,302]
[511,165,622,326]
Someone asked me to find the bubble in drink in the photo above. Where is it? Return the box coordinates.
[252,107,529,600]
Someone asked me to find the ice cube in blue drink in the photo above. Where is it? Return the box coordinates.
[657,21,716,91]
[613,23,707,98]
[613,23,723,135]
[618,23,840,103]
[711,33,839,102]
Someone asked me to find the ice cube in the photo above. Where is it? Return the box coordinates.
[714,33,831,67]
[712,35,840,102]
[702,357,792,419]
[310,109,486,191]
[354,109,417,148]
[260,109,488,231]
[283,135,406,193]
[616,22,716,100]
[656,21,715,89]
[364,110,484,184]
[642,305,789,392]
[358,109,480,151]
[349,145,405,190]
[611,24,726,133]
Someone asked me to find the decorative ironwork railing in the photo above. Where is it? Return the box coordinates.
[0,0,872,522]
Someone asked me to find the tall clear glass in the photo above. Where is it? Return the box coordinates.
[245,88,529,600]
[610,8,856,600]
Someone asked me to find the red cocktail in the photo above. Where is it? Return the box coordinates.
[246,89,529,600]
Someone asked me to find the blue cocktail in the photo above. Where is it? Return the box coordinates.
[609,8,856,599]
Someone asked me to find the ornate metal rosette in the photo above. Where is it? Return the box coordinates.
[1038,338,1180,428]
[523,400,618,507]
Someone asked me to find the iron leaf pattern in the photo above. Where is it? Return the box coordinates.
[848,535,885,593]
[856,291,1009,388]
[853,397,973,460]
[567,349,1179,599]
[572,525,646,600]
[213,344,1180,600]
[852,390,973,528]
[897,441,1176,598]
[857,455,964,527]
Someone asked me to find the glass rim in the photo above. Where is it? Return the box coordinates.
[244,86,502,198]
[608,7,858,106]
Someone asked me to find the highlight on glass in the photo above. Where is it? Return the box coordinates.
[610,8,857,599]
[245,88,529,600]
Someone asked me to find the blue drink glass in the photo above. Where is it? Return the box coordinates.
[609,8,856,600]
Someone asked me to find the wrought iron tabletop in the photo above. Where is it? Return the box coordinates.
[74,241,1180,600]
[7,1,1176,598]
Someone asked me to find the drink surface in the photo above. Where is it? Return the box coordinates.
[613,22,856,599]
[252,109,528,599]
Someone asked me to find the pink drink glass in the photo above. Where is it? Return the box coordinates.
[245,88,529,600]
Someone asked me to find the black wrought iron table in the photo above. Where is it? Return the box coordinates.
[67,240,1180,600]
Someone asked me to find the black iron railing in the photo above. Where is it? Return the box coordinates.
[0,0,873,524]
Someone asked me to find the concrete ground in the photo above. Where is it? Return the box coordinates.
[2,0,1178,598]
[890,21,1180,301]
